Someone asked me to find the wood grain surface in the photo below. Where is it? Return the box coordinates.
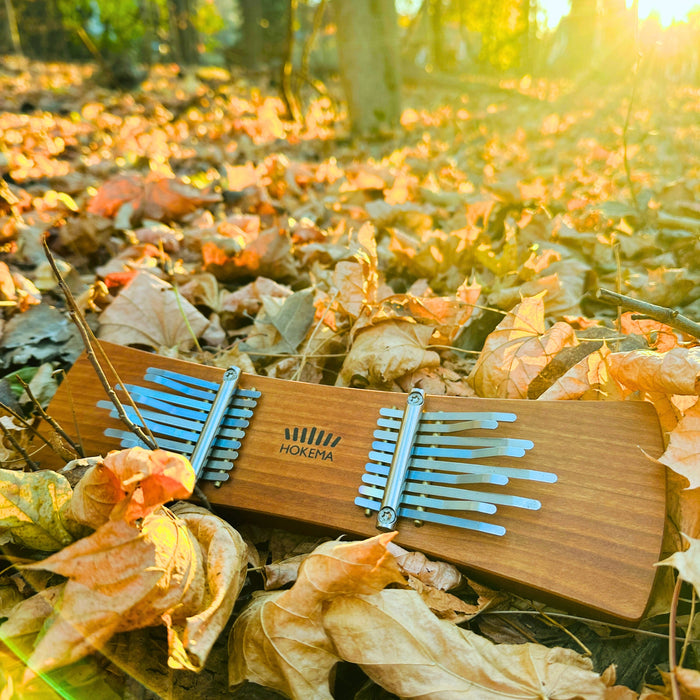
[42,342,667,622]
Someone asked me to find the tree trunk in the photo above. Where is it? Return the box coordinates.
[168,0,198,65]
[335,0,401,137]
[240,0,263,68]
[4,0,22,55]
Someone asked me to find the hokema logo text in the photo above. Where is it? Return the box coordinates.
[279,427,341,461]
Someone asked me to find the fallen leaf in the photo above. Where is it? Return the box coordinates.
[536,346,628,401]
[659,399,700,488]
[88,173,221,222]
[337,320,441,388]
[386,542,462,591]
[0,468,78,551]
[69,447,195,527]
[229,533,404,699]
[21,509,206,677]
[324,589,606,699]
[166,502,248,671]
[98,271,210,351]
[608,348,700,395]
[468,294,578,398]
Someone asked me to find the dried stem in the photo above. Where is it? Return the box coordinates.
[669,574,682,700]
[41,236,158,450]
[0,399,74,462]
[596,288,700,340]
[16,377,83,458]
[0,420,38,470]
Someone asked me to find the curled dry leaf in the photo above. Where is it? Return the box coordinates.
[229,533,404,699]
[0,468,78,551]
[468,294,577,398]
[337,321,440,388]
[98,271,210,351]
[659,399,700,489]
[21,509,206,677]
[324,589,606,699]
[69,447,195,528]
[166,502,249,671]
[607,347,700,396]
[386,541,462,590]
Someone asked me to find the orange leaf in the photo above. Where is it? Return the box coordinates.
[608,348,700,395]
[69,447,195,527]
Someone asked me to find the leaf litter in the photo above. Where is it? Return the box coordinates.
[0,58,700,697]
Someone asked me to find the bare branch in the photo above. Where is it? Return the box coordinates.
[596,288,700,340]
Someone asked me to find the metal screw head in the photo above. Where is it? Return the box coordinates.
[407,391,424,406]
[377,506,396,529]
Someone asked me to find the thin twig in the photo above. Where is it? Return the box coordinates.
[16,377,83,458]
[679,586,695,667]
[0,420,38,470]
[669,575,682,700]
[538,611,592,656]
[622,55,642,216]
[596,288,700,340]
[0,400,74,462]
[42,237,158,450]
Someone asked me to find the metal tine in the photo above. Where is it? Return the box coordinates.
[144,367,261,399]
[105,428,240,460]
[144,372,260,404]
[358,484,497,514]
[371,440,528,459]
[377,417,500,432]
[368,450,557,483]
[355,496,506,536]
[364,472,541,510]
[99,402,246,442]
[201,470,232,482]
[119,385,255,417]
[364,462,509,486]
[380,408,517,423]
[374,429,534,451]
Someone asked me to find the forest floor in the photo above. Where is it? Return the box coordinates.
[0,57,700,699]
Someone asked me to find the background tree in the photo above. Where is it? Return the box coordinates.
[334,0,401,136]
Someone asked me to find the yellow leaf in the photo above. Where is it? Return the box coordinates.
[229,533,403,699]
[657,533,700,592]
[608,348,700,396]
[324,589,606,699]
[0,468,76,551]
[660,400,700,489]
[468,294,577,398]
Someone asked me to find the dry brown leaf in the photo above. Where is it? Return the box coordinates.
[659,399,700,489]
[324,589,606,699]
[536,346,628,401]
[676,667,700,699]
[98,270,210,351]
[468,294,577,398]
[166,502,248,671]
[229,533,404,699]
[22,510,205,677]
[386,542,461,590]
[69,447,195,528]
[337,320,440,388]
[608,348,700,396]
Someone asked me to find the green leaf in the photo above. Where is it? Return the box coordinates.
[0,469,76,552]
